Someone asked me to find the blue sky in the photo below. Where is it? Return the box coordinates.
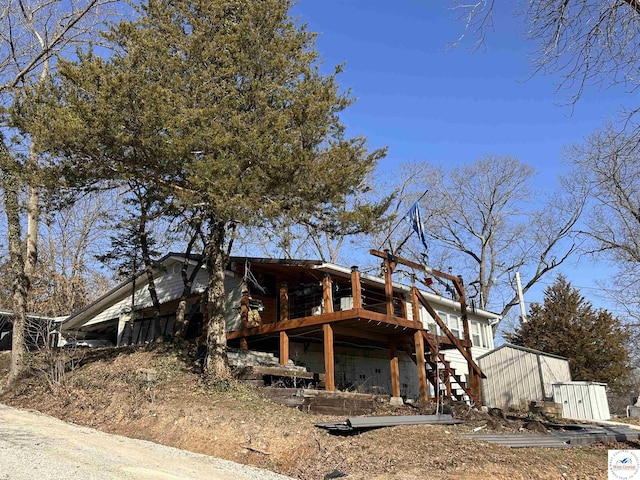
[291,1,629,314]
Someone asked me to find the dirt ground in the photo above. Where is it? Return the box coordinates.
[0,345,634,480]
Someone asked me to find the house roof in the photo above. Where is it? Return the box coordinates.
[0,309,65,323]
[477,342,569,361]
[61,253,501,332]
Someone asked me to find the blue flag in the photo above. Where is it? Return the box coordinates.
[404,201,429,252]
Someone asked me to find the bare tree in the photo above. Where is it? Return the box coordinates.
[0,0,118,96]
[567,125,640,321]
[0,0,117,389]
[383,157,584,320]
[244,173,394,264]
[32,190,117,317]
[450,1,640,109]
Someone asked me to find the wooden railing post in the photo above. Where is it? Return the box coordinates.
[279,282,289,322]
[411,286,421,326]
[322,273,333,313]
[383,251,395,316]
[350,266,362,309]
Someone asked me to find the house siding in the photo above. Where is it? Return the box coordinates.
[82,263,209,328]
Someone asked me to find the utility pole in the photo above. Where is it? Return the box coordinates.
[515,271,527,324]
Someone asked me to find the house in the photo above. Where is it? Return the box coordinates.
[478,343,572,409]
[61,250,501,403]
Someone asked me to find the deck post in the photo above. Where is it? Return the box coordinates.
[414,331,428,402]
[390,342,401,398]
[279,282,289,322]
[383,251,395,316]
[350,266,362,309]
[410,286,420,325]
[279,331,289,366]
[322,273,333,313]
[323,323,335,391]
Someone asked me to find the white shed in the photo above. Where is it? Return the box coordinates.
[478,344,572,409]
[552,382,610,421]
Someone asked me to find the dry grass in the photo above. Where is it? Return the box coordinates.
[0,345,615,479]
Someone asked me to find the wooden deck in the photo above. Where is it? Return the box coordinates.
[226,250,484,404]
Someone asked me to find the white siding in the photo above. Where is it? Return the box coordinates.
[553,382,610,421]
[83,263,209,327]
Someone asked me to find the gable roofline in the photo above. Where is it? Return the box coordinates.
[0,309,64,323]
[477,342,570,361]
[62,252,196,330]
[62,253,500,331]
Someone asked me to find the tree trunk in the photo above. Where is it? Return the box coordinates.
[202,221,229,379]
[174,234,204,339]
[3,178,39,388]
[4,182,27,389]
[140,231,161,341]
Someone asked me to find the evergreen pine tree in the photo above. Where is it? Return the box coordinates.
[505,275,633,393]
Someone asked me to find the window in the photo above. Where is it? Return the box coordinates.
[471,320,491,348]
[448,315,462,339]
[481,322,492,349]
[436,311,463,339]
[471,321,481,347]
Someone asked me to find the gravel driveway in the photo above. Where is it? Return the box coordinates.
[0,403,295,480]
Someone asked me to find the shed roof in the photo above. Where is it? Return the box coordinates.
[477,343,569,361]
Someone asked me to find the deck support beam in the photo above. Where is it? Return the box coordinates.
[390,342,401,398]
[414,331,428,402]
[323,324,335,391]
[279,331,289,366]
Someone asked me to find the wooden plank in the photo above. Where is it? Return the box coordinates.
[323,324,335,391]
[332,325,391,345]
[414,331,428,402]
[237,366,322,380]
[384,255,395,316]
[414,289,485,378]
[322,274,334,313]
[351,266,362,308]
[279,331,289,366]
[369,249,460,284]
[390,342,400,398]
[227,307,421,340]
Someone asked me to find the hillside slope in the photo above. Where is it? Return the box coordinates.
[0,346,622,479]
